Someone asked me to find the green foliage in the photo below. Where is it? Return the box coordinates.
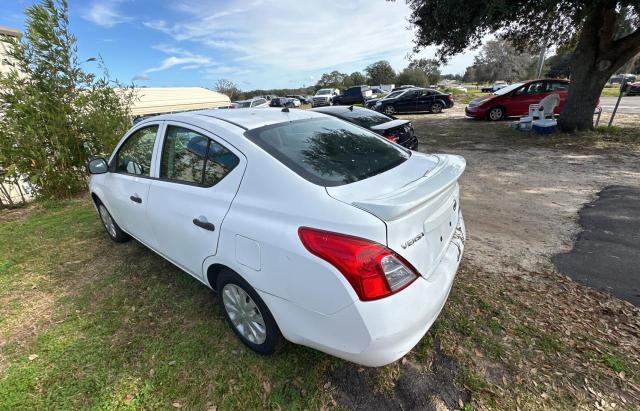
[0,0,135,200]
[407,58,441,85]
[315,70,348,90]
[364,60,396,85]
[464,39,536,83]
[396,67,429,87]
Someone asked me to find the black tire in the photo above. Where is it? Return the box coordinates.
[217,269,284,355]
[95,199,131,243]
[430,102,444,114]
[487,106,505,121]
[383,105,396,115]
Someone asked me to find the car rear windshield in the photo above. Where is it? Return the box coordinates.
[245,117,409,186]
[338,109,392,128]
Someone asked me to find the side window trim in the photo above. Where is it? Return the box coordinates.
[109,122,163,178]
[156,121,244,188]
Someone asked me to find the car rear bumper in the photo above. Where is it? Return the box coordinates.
[260,214,465,367]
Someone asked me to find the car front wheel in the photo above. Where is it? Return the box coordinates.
[97,202,130,242]
[383,105,396,115]
[217,269,284,354]
[487,107,504,121]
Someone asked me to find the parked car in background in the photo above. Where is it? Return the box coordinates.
[86,108,466,366]
[231,97,269,108]
[609,73,636,85]
[465,79,570,121]
[481,82,508,93]
[332,85,373,106]
[310,106,418,149]
[259,95,278,101]
[626,81,640,96]
[374,88,454,115]
[269,97,295,108]
[392,85,415,92]
[286,95,309,104]
[311,88,340,107]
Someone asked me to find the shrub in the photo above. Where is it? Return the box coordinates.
[0,0,136,200]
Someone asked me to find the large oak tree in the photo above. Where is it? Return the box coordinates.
[405,1,640,132]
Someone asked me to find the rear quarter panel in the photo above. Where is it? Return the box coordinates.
[216,152,388,315]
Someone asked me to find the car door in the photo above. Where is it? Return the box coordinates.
[395,90,418,112]
[416,89,434,111]
[504,81,547,116]
[105,123,161,247]
[146,122,246,279]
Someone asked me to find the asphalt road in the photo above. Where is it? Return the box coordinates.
[553,186,640,306]
[600,96,640,114]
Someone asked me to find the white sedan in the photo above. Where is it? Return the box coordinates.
[87,108,466,366]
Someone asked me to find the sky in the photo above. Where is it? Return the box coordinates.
[1,0,481,90]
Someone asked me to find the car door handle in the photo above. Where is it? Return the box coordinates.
[129,195,142,204]
[193,217,215,231]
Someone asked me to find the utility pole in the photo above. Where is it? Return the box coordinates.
[535,46,546,79]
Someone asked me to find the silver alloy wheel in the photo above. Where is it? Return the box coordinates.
[384,105,395,115]
[222,283,267,344]
[99,204,117,238]
[431,103,443,113]
[489,107,503,121]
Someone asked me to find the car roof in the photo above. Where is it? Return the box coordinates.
[309,105,376,115]
[142,108,327,131]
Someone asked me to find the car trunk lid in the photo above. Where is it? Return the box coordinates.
[326,152,465,278]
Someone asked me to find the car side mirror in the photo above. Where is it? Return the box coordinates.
[87,157,109,174]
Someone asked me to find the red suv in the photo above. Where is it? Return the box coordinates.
[465,79,570,121]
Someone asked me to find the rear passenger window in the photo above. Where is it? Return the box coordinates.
[550,82,568,91]
[160,126,239,186]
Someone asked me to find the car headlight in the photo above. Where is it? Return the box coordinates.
[375,101,382,106]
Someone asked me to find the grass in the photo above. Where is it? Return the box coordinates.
[3,110,640,408]
[0,199,331,409]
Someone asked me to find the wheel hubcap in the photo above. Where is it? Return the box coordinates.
[222,284,267,344]
[385,106,394,115]
[433,104,442,113]
[99,205,117,238]
[490,109,502,120]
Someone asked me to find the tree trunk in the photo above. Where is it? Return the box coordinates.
[559,6,640,133]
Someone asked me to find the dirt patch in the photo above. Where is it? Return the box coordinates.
[327,340,469,410]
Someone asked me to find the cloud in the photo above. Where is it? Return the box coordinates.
[142,44,216,74]
[133,73,150,81]
[141,0,481,87]
[82,1,131,28]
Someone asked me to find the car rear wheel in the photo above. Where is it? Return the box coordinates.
[97,203,130,242]
[383,105,396,115]
[487,107,504,121]
[430,102,444,114]
[217,269,284,354]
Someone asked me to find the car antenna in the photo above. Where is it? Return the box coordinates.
[348,105,354,111]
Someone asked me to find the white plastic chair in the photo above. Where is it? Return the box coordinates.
[530,93,560,120]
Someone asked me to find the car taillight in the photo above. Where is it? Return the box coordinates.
[447,94,453,101]
[383,132,399,142]
[298,227,419,301]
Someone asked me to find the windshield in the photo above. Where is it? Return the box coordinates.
[383,90,405,100]
[316,89,332,95]
[337,109,392,128]
[237,101,251,108]
[245,117,409,186]
[493,83,523,95]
